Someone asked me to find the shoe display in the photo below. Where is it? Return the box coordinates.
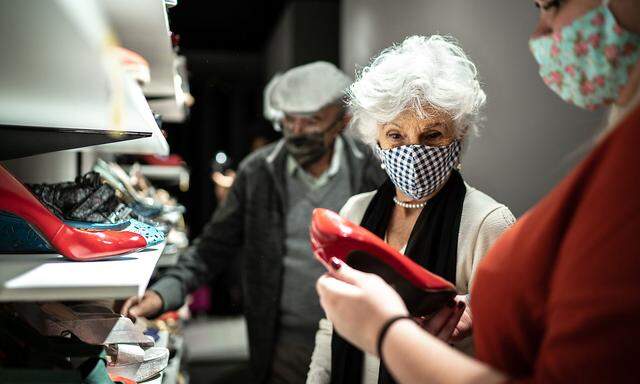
[107,346,170,382]
[113,46,151,86]
[0,165,147,261]
[0,3,191,380]
[27,171,122,223]
[0,212,140,253]
[139,154,185,166]
[310,208,456,316]
[14,302,155,347]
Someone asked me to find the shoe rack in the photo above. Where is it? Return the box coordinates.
[0,1,189,383]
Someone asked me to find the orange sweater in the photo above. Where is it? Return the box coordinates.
[472,105,640,383]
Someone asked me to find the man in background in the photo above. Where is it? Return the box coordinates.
[122,61,385,384]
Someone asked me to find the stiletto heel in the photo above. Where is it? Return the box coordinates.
[311,208,456,315]
[0,164,147,261]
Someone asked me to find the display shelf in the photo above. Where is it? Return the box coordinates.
[161,335,184,384]
[142,372,164,384]
[0,126,149,161]
[157,244,182,268]
[125,164,190,187]
[0,1,169,159]
[90,76,170,155]
[100,0,176,98]
[0,242,166,302]
[148,55,189,123]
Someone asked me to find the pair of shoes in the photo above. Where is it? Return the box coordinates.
[94,159,186,219]
[14,302,155,347]
[27,171,122,223]
[0,164,147,261]
[0,213,164,253]
[107,345,169,382]
[310,208,456,316]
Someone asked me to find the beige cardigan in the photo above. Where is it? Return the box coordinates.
[306,184,516,384]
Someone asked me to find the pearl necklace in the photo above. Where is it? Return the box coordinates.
[393,196,427,209]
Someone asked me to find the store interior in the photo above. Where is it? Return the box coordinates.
[0,0,621,384]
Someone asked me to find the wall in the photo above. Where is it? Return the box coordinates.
[265,1,340,78]
[341,0,606,216]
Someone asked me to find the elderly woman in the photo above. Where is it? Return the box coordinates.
[307,35,515,384]
[316,0,640,383]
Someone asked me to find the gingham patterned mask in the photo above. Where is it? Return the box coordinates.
[376,140,462,200]
[528,0,640,110]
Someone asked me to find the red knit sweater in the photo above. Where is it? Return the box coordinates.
[472,105,640,383]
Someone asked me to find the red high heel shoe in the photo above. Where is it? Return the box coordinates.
[311,208,456,316]
[0,165,147,261]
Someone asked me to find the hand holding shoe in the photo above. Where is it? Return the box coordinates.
[316,258,409,356]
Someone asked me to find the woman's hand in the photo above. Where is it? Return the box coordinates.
[316,258,409,355]
[316,257,469,355]
[416,295,469,343]
[450,295,473,341]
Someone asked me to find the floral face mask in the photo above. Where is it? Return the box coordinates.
[529,0,640,110]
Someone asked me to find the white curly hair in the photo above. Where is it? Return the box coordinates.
[347,35,486,147]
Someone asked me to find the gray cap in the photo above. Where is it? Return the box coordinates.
[264,61,352,122]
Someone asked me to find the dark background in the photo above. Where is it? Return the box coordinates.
[163,0,341,238]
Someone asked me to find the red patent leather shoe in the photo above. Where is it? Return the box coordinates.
[311,208,456,316]
[0,164,147,261]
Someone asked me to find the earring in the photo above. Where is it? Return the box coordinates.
[380,163,386,170]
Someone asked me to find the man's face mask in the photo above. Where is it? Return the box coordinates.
[282,113,344,167]
[529,0,640,110]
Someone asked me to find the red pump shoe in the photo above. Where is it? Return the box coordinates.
[311,208,456,316]
[0,165,147,261]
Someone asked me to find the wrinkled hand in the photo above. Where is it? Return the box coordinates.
[120,290,163,319]
[416,295,469,343]
[316,258,409,355]
[451,295,472,341]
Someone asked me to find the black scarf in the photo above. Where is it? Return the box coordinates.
[329,170,466,384]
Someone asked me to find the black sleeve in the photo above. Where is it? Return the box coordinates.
[151,166,247,311]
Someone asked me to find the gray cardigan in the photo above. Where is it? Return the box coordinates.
[151,134,386,384]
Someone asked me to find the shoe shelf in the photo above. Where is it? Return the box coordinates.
[158,244,183,268]
[147,56,189,123]
[0,242,166,302]
[124,164,190,189]
[161,335,185,384]
[100,0,177,99]
[0,1,169,160]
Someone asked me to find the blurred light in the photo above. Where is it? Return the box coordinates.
[215,151,228,164]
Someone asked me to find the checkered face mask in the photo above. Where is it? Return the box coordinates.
[376,140,462,200]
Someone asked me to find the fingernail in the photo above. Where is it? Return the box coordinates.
[457,301,465,310]
[330,257,342,270]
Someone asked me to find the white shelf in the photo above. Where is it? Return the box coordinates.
[0,0,169,158]
[100,0,176,98]
[129,164,189,182]
[162,335,184,384]
[0,242,165,302]
[157,244,182,268]
[91,75,170,155]
[148,56,189,123]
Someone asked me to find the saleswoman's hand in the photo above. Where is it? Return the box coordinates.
[120,290,163,319]
[316,258,409,355]
[317,258,468,354]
